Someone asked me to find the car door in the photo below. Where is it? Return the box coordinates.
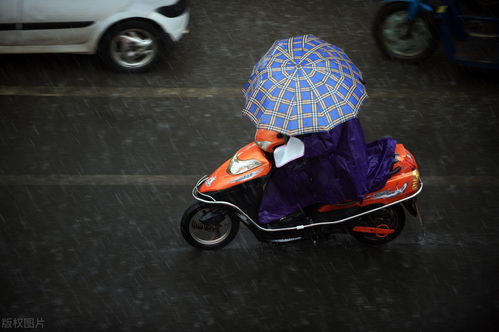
[0,0,22,46]
[21,0,132,46]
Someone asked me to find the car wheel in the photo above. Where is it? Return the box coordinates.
[99,20,168,73]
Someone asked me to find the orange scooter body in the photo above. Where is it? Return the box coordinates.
[200,142,421,214]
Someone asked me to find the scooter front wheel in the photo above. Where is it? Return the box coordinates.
[351,205,405,245]
[181,203,239,250]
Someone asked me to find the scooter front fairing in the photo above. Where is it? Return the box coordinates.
[199,142,271,193]
[196,142,272,225]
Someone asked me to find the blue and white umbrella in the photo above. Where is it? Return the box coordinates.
[242,34,367,136]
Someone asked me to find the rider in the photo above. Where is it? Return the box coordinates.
[255,117,395,224]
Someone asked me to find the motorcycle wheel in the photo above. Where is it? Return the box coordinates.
[351,205,405,245]
[181,203,239,250]
[372,2,437,62]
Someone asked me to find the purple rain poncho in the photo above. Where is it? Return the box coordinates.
[258,118,397,224]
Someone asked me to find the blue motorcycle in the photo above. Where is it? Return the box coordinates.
[372,0,499,69]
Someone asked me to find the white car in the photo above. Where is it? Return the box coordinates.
[0,0,189,72]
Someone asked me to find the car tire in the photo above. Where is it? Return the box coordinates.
[98,19,168,73]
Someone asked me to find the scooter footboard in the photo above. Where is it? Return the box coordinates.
[193,175,268,224]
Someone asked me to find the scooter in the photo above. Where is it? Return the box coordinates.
[372,0,499,69]
[180,136,423,250]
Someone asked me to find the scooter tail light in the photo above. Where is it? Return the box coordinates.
[227,154,262,175]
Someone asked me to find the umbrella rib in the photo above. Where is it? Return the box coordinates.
[268,67,299,131]
[285,94,297,134]
[291,72,302,135]
[307,59,364,84]
[300,72,329,128]
[274,44,296,64]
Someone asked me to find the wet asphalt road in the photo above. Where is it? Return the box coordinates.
[1,0,499,331]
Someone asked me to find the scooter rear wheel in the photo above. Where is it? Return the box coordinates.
[181,203,239,250]
[351,205,405,245]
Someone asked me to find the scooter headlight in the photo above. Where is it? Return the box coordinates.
[227,154,262,175]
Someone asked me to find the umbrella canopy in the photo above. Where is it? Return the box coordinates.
[242,34,367,136]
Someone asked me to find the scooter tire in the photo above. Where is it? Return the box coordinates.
[372,2,438,62]
[351,204,405,245]
[181,203,239,250]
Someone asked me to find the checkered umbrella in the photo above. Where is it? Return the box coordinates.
[242,34,367,136]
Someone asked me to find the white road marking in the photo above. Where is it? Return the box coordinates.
[0,175,497,186]
[0,86,497,98]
